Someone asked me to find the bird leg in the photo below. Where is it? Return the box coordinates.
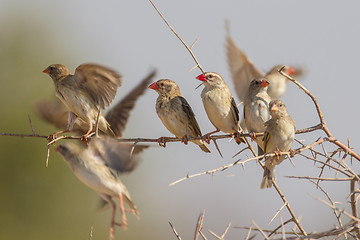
[249,132,257,141]
[48,112,77,142]
[271,149,282,165]
[181,135,189,145]
[80,124,93,144]
[117,193,128,229]
[202,129,220,144]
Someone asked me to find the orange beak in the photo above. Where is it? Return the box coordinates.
[270,104,279,112]
[43,68,50,74]
[196,74,207,82]
[260,79,270,88]
[148,82,159,90]
[286,67,296,76]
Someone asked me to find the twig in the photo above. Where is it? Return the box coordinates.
[350,177,360,238]
[279,67,360,161]
[88,225,93,240]
[148,0,205,74]
[208,222,231,239]
[285,176,354,181]
[268,202,287,225]
[28,115,36,135]
[169,222,182,240]
[194,210,205,240]
[251,220,269,240]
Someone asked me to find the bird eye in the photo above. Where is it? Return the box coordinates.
[279,104,283,107]
[160,82,164,87]
[208,74,213,79]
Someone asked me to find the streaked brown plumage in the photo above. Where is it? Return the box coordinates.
[149,79,210,153]
[225,30,299,102]
[37,70,156,138]
[261,100,296,189]
[43,63,121,139]
[56,137,140,239]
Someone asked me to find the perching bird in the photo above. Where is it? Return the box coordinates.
[225,29,299,102]
[149,79,211,153]
[56,137,140,240]
[196,72,243,144]
[261,100,296,189]
[37,70,156,137]
[43,63,122,140]
[243,78,271,154]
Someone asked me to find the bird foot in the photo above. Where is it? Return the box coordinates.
[249,132,257,141]
[80,135,89,145]
[157,137,167,148]
[47,134,56,142]
[289,149,295,158]
[232,131,244,144]
[181,136,189,145]
[202,133,212,144]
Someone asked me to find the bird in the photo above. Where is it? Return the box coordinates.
[43,63,122,141]
[225,29,299,102]
[261,100,296,189]
[56,137,140,240]
[243,78,271,154]
[196,72,243,144]
[37,70,156,138]
[148,79,211,153]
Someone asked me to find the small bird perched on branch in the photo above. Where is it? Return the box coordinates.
[149,79,210,153]
[56,137,140,240]
[196,72,244,144]
[244,78,271,155]
[37,70,156,138]
[261,100,296,189]
[43,63,122,141]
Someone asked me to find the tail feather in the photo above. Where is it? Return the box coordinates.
[260,167,274,189]
[193,140,211,153]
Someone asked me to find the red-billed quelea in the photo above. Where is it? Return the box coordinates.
[226,31,299,102]
[196,72,243,144]
[37,70,156,138]
[149,79,211,153]
[43,63,121,140]
[261,100,296,189]
[56,137,140,240]
[244,78,271,154]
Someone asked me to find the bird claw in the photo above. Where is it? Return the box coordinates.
[181,136,189,145]
[80,135,89,145]
[202,133,211,144]
[157,137,167,148]
[249,132,257,141]
[289,149,295,158]
[47,134,56,142]
[232,131,244,144]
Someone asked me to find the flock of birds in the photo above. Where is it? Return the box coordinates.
[37,32,300,239]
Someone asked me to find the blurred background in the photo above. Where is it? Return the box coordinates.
[0,0,359,239]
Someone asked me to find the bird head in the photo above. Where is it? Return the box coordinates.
[249,78,269,92]
[196,72,225,88]
[55,142,81,164]
[148,79,181,97]
[43,64,70,81]
[269,100,288,118]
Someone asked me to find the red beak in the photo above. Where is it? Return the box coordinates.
[260,79,270,88]
[148,82,159,90]
[286,67,296,76]
[43,68,50,74]
[270,104,279,112]
[196,74,207,82]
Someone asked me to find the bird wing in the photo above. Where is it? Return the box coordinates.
[226,34,262,103]
[90,137,139,173]
[230,96,240,125]
[74,63,122,109]
[263,120,272,153]
[106,69,156,137]
[178,96,202,137]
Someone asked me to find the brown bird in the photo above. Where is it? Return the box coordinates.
[261,100,296,189]
[149,79,211,153]
[225,29,299,102]
[37,70,156,138]
[243,78,271,154]
[56,137,140,239]
[196,72,243,144]
[43,63,122,140]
